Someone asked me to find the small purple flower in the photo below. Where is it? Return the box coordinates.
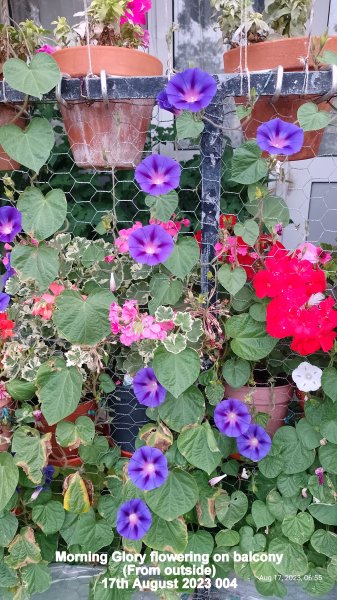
[116,498,152,540]
[315,466,324,486]
[135,154,181,196]
[128,224,174,266]
[0,292,10,311]
[30,465,55,500]
[236,424,271,461]
[128,446,168,491]
[2,252,15,284]
[214,398,251,438]
[256,118,304,156]
[0,207,22,243]
[165,68,217,113]
[157,90,182,116]
[133,367,167,407]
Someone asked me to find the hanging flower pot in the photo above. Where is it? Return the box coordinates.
[52,46,163,170]
[225,378,293,436]
[224,36,337,160]
[38,399,96,467]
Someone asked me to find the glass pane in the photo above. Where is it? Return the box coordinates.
[38,0,84,28]
[10,0,84,29]
[174,0,223,72]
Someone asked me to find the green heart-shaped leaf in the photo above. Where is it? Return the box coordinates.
[0,118,54,172]
[297,102,331,132]
[3,53,60,99]
[17,187,67,240]
[11,243,59,291]
[53,288,115,346]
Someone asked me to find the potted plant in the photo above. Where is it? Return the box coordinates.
[0,20,52,171]
[51,0,163,170]
[210,0,337,160]
[2,64,337,600]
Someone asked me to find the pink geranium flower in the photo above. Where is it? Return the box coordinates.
[115,222,142,254]
[32,282,65,320]
[109,300,174,346]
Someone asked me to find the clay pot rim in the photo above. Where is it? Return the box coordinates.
[223,35,337,73]
[53,45,163,77]
[226,382,293,390]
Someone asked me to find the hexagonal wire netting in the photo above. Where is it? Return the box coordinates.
[1,70,337,600]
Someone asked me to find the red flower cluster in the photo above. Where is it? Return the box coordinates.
[0,313,14,341]
[253,248,337,355]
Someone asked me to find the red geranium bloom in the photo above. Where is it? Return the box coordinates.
[0,312,15,340]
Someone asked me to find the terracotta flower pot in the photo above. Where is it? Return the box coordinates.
[0,106,26,171]
[39,400,96,467]
[225,381,294,436]
[53,46,163,170]
[0,423,13,451]
[224,36,337,160]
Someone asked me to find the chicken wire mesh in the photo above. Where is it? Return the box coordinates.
[1,73,337,599]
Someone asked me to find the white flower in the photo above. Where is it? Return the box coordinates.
[208,474,227,486]
[308,292,325,306]
[292,362,322,392]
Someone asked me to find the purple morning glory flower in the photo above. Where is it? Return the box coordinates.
[128,224,174,266]
[157,90,182,116]
[0,206,22,243]
[128,446,168,491]
[116,498,152,540]
[165,68,217,113]
[0,292,10,311]
[30,465,55,500]
[133,367,167,407]
[135,154,181,196]
[236,424,272,461]
[256,118,304,156]
[2,252,15,284]
[214,398,251,438]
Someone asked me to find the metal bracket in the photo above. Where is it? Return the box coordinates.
[271,65,284,104]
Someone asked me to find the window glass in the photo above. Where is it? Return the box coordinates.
[174,0,223,72]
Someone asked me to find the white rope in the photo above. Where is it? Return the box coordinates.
[83,0,94,76]
[239,0,244,95]
[304,0,316,94]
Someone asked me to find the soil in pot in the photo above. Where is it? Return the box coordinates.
[107,386,149,454]
[0,106,26,171]
[39,399,96,467]
[225,375,294,436]
[223,36,337,161]
[53,46,163,170]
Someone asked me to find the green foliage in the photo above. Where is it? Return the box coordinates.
[225,314,278,360]
[176,111,205,140]
[0,455,19,513]
[153,346,200,398]
[297,102,331,132]
[218,264,247,295]
[53,289,114,346]
[36,359,83,425]
[3,54,60,99]
[0,118,54,172]
[164,237,200,279]
[11,243,59,291]
[17,188,67,241]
